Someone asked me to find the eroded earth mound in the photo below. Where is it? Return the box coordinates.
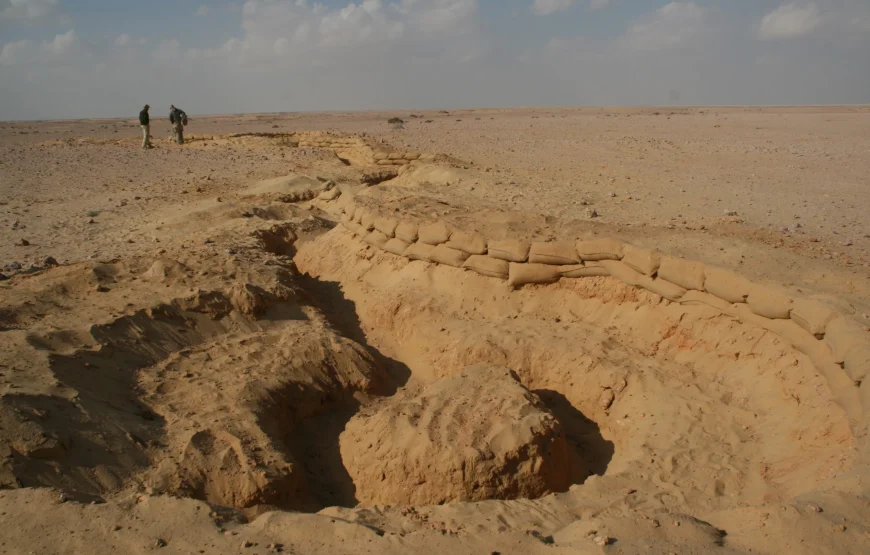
[341,364,572,505]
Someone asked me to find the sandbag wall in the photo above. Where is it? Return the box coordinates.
[294,131,428,167]
[337,200,870,442]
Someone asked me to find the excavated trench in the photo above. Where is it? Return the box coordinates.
[288,227,857,514]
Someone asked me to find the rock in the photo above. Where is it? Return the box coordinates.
[240,540,254,548]
[724,209,738,216]
[95,285,110,293]
[609,192,617,198]
[586,208,599,219]
[340,365,573,506]
[16,238,29,246]
[6,262,21,271]
[88,218,95,224]
[843,240,853,247]
[154,538,167,548]
[0,273,7,281]
[599,389,615,410]
[43,256,58,266]
[594,535,614,546]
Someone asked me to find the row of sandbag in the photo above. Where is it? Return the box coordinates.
[339,203,869,387]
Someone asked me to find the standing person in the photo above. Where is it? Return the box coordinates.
[139,104,152,149]
[169,104,188,145]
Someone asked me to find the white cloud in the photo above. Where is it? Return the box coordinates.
[531,0,574,16]
[625,2,705,50]
[759,2,823,39]
[0,0,66,21]
[114,34,131,47]
[588,0,612,10]
[0,39,32,65]
[196,5,209,17]
[44,28,77,54]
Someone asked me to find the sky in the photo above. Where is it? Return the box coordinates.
[0,0,868,120]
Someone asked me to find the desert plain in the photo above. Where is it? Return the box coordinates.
[1,105,869,554]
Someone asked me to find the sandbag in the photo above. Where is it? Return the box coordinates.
[404,242,435,262]
[343,203,357,216]
[704,267,751,304]
[826,317,869,364]
[462,255,509,279]
[418,221,451,245]
[621,245,661,276]
[528,242,580,265]
[488,239,530,263]
[746,285,793,320]
[508,263,561,288]
[345,220,363,236]
[340,213,351,226]
[446,231,488,255]
[679,290,733,312]
[428,245,471,268]
[636,275,687,302]
[790,299,838,339]
[658,256,705,291]
[560,262,609,278]
[576,239,624,261]
[374,217,399,238]
[319,188,341,201]
[352,206,365,223]
[363,230,389,249]
[383,238,410,257]
[360,210,377,231]
[395,221,419,243]
[844,344,870,382]
[599,260,642,286]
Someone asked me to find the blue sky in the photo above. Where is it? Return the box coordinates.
[1,0,868,120]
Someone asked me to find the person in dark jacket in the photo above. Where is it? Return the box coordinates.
[169,104,187,145]
[139,104,152,149]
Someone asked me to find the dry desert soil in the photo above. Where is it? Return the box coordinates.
[1,106,869,554]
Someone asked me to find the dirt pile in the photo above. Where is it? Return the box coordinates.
[340,364,572,505]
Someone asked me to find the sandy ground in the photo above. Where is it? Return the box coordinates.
[1,107,869,554]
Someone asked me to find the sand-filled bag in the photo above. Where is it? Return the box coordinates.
[374,217,399,238]
[429,245,471,268]
[319,188,341,201]
[658,256,706,291]
[636,275,687,302]
[463,255,509,279]
[844,344,870,383]
[360,210,377,231]
[600,260,642,286]
[508,263,562,288]
[826,317,869,364]
[446,231,488,255]
[343,202,357,216]
[395,221,419,243]
[790,299,838,339]
[746,285,793,319]
[352,206,365,223]
[528,242,580,265]
[679,290,733,311]
[363,230,389,249]
[560,263,609,278]
[576,239,624,261]
[704,267,752,304]
[418,221,451,245]
[488,240,530,263]
[622,245,662,276]
[383,238,410,257]
[404,242,435,262]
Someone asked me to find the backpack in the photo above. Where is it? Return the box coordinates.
[181,112,188,126]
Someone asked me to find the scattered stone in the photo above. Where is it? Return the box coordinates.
[154,538,167,548]
[6,262,21,271]
[88,218,95,224]
[586,208,599,219]
[0,273,7,281]
[723,209,738,216]
[204,238,214,244]
[16,238,29,246]
[241,211,253,218]
[593,535,614,546]
[807,503,823,513]
[609,192,617,198]
[240,540,254,548]
[58,493,68,503]
[266,543,284,552]
[118,201,127,207]
[95,285,110,293]
[836,524,847,532]
[652,519,661,528]
[43,256,58,266]
[843,240,853,247]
